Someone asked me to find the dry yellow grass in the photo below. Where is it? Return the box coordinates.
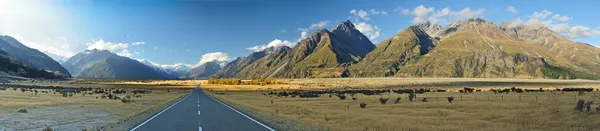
[206,78,600,131]
[0,82,190,130]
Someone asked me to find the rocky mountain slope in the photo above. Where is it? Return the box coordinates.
[0,50,60,79]
[62,49,114,76]
[392,18,599,79]
[76,54,164,79]
[182,62,221,79]
[215,18,599,80]
[0,35,70,77]
[348,26,439,77]
[64,49,164,79]
[228,20,376,78]
[212,46,290,78]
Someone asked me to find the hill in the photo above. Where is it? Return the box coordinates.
[0,50,60,79]
[0,35,70,77]
[77,55,164,79]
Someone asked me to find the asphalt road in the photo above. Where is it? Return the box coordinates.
[130,87,275,131]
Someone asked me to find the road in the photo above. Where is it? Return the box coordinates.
[130,87,275,131]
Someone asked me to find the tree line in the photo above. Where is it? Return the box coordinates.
[207,78,277,85]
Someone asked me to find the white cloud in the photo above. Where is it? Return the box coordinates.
[297,20,331,42]
[281,29,287,33]
[85,39,146,57]
[132,41,146,45]
[0,0,81,58]
[117,49,132,57]
[197,52,230,66]
[400,5,435,23]
[350,9,370,20]
[246,39,295,52]
[450,8,485,20]
[350,9,387,21]
[300,31,308,39]
[551,14,570,22]
[400,6,485,24]
[516,10,600,39]
[355,22,381,41]
[531,10,552,20]
[86,39,129,51]
[5,34,76,58]
[309,20,330,29]
[507,6,518,13]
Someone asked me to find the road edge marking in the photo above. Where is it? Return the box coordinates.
[130,89,193,131]
[206,92,276,131]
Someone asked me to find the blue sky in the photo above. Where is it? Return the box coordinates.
[1,0,599,67]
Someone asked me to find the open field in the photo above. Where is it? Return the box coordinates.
[205,78,600,131]
[0,81,190,131]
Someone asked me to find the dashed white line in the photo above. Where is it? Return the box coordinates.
[197,104,200,107]
[198,127,202,131]
[198,111,201,115]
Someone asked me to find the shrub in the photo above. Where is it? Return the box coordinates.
[42,127,53,131]
[394,97,401,104]
[336,94,346,100]
[575,99,585,112]
[17,108,27,113]
[379,98,389,104]
[447,96,454,103]
[421,98,428,102]
[359,102,367,108]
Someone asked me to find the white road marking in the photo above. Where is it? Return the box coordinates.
[130,91,191,131]
[198,111,201,115]
[199,127,202,131]
[206,94,276,131]
[197,104,200,107]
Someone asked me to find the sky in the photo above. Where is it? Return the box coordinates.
[1,0,599,67]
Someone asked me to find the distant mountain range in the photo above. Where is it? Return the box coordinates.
[213,19,600,79]
[2,18,599,80]
[0,35,71,77]
[63,49,164,79]
[139,60,193,79]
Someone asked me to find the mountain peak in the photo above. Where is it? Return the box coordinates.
[332,20,356,33]
[414,21,442,37]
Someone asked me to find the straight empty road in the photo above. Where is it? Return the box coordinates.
[130,87,275,131]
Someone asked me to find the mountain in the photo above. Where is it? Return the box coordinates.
[391,18,600,79]
[348,26,439,77]
[212,46,290,78]
[162,64,192,78]
[76,54,164,79]
[43,51,68,64]
[0,50,60,79]
[64,49,164,79]
[182,62,221,79]
[231,20,376,78]
[139,60,171,78]
[0,35,70,77]
[138,60,192,79]
[62,49,114,76]
[414,21,443,38]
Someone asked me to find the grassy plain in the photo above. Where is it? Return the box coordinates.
[0,80,190,131]
[205,78,600,131]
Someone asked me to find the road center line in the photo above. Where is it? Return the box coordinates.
[199,127,202,131]
[198,111,201,115]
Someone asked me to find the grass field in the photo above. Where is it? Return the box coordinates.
[205,78,600,131]
[0,81,190,131]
